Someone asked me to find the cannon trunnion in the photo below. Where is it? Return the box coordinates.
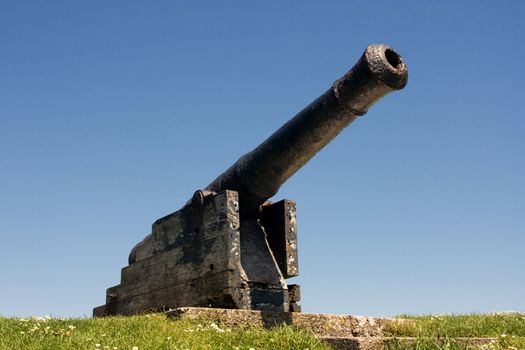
[94,44,408,316]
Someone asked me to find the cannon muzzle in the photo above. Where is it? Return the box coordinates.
[205,44,408,215]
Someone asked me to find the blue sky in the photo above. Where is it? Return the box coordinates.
[1,1,523,318]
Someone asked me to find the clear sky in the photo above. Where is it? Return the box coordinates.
[1,1,523,318]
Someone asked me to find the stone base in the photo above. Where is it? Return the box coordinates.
[167,307,391,338]
[167,307,498,350]
[321,337,498,350]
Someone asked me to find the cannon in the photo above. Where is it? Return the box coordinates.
[94,44,408,316]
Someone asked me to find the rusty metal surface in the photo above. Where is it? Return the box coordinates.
[205,44,408,215]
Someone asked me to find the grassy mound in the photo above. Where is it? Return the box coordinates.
[0,313,328,350]
[1,312,524,349]
[385,313,525,350]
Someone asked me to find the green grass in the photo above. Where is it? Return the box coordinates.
[385,313,525,350]
[2,313,524,350]
[0,313,328,350]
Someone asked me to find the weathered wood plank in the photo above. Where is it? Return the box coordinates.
[95,190,292,315]
[95,191,249,315]
[261,199,299,278]
[132,191,240,264]
[122,191,241,290]
[95,271,250,316]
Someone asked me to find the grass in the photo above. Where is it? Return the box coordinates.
[385,313,525,350]
[0,313,329,350]
[1,313,524,350]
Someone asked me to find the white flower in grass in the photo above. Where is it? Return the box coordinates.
[210,322,224,333]
[68,325,76,330]
[132,347,139,350]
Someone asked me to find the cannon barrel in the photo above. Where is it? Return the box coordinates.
[205,44,408,215]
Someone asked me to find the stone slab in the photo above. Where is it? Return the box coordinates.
[167,307,393,338]
[167,308,498,350]
[322,336,499,350]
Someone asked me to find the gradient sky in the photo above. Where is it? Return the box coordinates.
[1,1,524,318]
